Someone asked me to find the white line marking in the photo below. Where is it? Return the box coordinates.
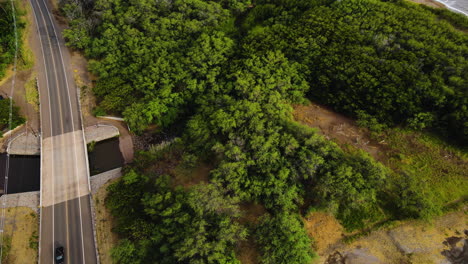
[29,1,56,263]
[33,2,73,261]
[39,0,88,262]
[433,0,468,16]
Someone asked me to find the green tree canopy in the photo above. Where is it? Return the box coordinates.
[256,212,315,264]
[107,171,246,263]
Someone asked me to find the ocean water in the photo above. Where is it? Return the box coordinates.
[435,0,468,16]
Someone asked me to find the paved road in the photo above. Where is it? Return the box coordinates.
[30,0,98,263]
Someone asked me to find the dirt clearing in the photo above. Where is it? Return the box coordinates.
[293,104,387,161]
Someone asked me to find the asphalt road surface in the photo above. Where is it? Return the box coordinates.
[30,0,98,263]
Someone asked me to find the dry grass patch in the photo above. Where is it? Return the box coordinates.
[1,207,38,264]
[303,211,344,257]
[316,209,467,264]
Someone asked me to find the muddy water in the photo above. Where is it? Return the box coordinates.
[0,154,40,194]
[88,138,124,176]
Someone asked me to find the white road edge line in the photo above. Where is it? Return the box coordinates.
[39,0,88,263]
[34,0,73,260]
[29,0,55,263]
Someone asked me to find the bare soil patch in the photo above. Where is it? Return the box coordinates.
[2,207,38,264]
[237,238,260,264]
[293,104,387,162]
[239,203,267,225]
[235,203,266,264]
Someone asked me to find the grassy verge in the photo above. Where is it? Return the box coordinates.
[17,0,34,71]
[25,74,38,111]
[94,179,119,264]
[1,236,12,263]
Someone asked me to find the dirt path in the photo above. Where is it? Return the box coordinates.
[293,104,388,162]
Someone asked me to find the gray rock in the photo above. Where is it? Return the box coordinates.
[343,249,381,264]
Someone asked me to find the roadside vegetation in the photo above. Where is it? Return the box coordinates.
[61,0,467,263]
[0,1,19,80]
[24,75,38,111]
[0,1,28,136]
[1,236,11,263]
[0,1,31,78]
[0,99,24,137]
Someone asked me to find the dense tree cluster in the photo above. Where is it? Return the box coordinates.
[63,0,468,262]
[0,2,19,79]
[255,212,315,264]
[0,99,24,135]
[107,171,246,264]
[241,0,468,144]
[65,0,468,144]
[63,0,241,131]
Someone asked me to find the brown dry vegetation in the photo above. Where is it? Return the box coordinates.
[237,238,261,264]
[303,212,344,256]
[303,209,467,264]
[2,207,38,264]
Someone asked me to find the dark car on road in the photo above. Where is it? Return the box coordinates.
[55,246,64,264]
